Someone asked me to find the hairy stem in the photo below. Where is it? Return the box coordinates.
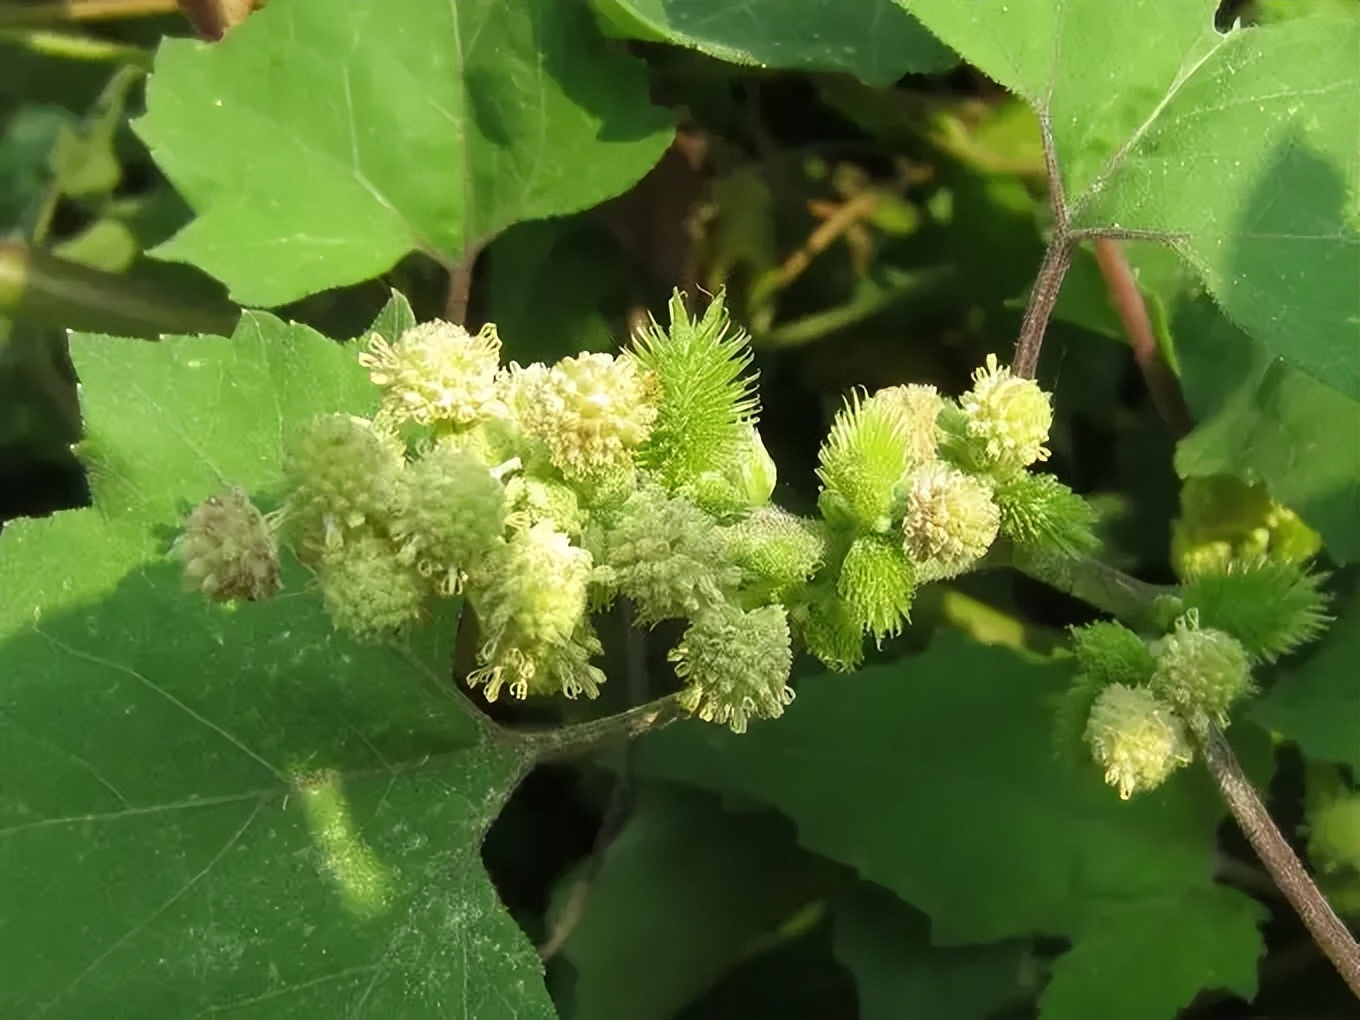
[1197,724,1360,997]
[496,693,688,763]
[1011,109,1073,379]
[1092,238,1193,437]
[994,543,1174,631]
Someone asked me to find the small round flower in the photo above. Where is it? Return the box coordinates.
[466,522,599,701]
[960,354,1052,477]
[174,488,281,602]
[1085,683,1193,799]
[503,475,587,536]
[282,414,403,557]
[838,534,915,640]
[585,486,739,625]
[507,352,659,484]
[724,507,826,604]
[390,441,507,594]
[320,531,426,641]
[901,462,1000,581]
[671,603,794,733]
[360,320,506,427]
[1150,613,1254,729]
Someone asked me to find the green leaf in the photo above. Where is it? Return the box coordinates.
[557,782,828,1020]
[0,301,553,1019]
[1039,888,1265,1020]
[636,632,1264,1020]
[136,0,673,307]
[1173,295,1360,564]
[900,0,1360,400]
[1252,584,1360,773]
[593,0,956,85]
[831,881,1032,1020]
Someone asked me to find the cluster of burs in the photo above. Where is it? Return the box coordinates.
[175,293,1325,795]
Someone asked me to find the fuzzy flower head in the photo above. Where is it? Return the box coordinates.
[901,462,1000,581]
[816,388,915,534]
[389,441,507,594]
[586,486,740,626]
[724,507,826,605]
[790,584,865,672]
[467,522,600,701]
[671,603,794,733]
[360,320,506,427]
[1150,611,1254,730]
[174,488,281,602]
[282,414,403,557]
[320,531,426,641]
[1071,621,1157,689]
[960,354,1052,478]
[1085,683,1193,799]
[838,534,915,640]
[508,352,658,485]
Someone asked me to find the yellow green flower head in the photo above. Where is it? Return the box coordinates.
[390,441,507,594]
[901,462,1000,581]
[671,603,794,733]
[960,354,1052,477]
[282,414,403,557]
[1150,611,1254,729]
[467,521,597,701]
[838,534,915,640]
[508,352,659,484]
[360,320,506,427]
[724,507,825,604]
[467,622,605,703]
[1085,683,1193,799]
[174,487,281,602]
[320,530,426,641]
[816,388,914,533]
[503,475,587,536]
[994,471,1099,558]
[872,383,945,466]
[586,486,740,626]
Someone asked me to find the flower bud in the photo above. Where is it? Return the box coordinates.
[994,471,1099,557]
[282,414,403,557]
[838,534,915,640]
[174,487,280,602]
[959,354,1052,478]
[585,486,739,625]
[1150,613,1254,729]
[872,383,945,466]
[901,462,1000,581]
[724,507,825,604]
[507,352,658,484]
[671,603,794,733]
[320,531,425,641]
[467,522,600,701]
[1071,621,1156,688]
[390,441,507,594]
[790,585,864,672]
[1085,683,1193,799]
[816,389,913,533]
[359,320,506,427]
[691,423,778,515]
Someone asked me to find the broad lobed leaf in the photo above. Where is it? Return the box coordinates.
[900,0,1360,401]
[137,0,674,307]
[0,300,553,1019]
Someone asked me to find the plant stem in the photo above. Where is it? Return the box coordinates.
[1196,723,1360,997]
[994,543,1174,632]
[1091,238,1193,437]
[1011,109,1073,379]
[495,693,689,763]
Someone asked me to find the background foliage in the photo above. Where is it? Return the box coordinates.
[0,0,1356,1018]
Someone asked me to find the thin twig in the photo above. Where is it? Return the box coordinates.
[993,542,1175,632]
[443,250,478,326]
[1092,238,1193,437]
[773,189,880,292]
[1197,723,1360,997]
[1011,109,1073,379]
[496,693,689,763]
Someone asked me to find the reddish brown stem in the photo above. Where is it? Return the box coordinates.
[1092,238,1193,437]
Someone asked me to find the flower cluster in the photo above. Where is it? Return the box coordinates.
[174,294,1094,735]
